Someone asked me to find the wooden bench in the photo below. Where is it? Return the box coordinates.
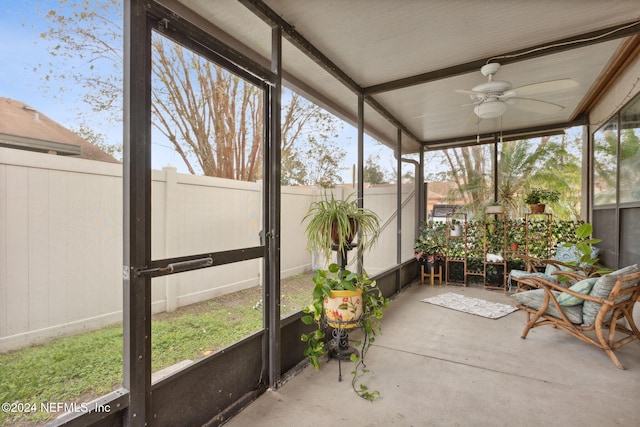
[512,265,640,369]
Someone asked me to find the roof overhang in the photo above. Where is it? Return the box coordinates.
[0,132,82,156]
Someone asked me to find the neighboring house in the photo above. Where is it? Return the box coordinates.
[0,97,119,163]
[425,181,462,218]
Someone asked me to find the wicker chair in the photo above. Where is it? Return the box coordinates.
[512,265,640,369]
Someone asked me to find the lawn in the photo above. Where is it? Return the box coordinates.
[0,272,313,426]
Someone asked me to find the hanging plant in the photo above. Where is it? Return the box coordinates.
[303,192,380,261]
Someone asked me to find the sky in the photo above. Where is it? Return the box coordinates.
[0,0,125,155]
[0,1,74,122]
[0,0,398,182]
[1,0,138,167]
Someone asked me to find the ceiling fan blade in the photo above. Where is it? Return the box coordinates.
[509,98,564,115]
[454,89,485,96]
[505,78,578,97]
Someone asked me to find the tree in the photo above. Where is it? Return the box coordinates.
[36,0,122,122]
[496,136,551,213]
[74,124,123,161]
[36,0,341,182]
[151,36,264,179]
[286,135,347,187]
[619,128,640,202]
[442,144,492,211]
[280,93,344,186]
[530,133,582,219]
[363,154,388,184]
[401,169,415,184]
[593,128,618,204]
[441,132,583,220]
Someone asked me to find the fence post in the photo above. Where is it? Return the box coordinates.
[164,166,178,312]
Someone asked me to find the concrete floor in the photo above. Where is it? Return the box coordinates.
[223,282,640,427]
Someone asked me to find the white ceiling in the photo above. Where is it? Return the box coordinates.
[166,0,640,153]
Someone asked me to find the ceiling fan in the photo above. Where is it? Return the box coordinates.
[455,62,578,119]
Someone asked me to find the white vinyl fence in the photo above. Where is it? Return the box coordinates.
[0,147,415,351]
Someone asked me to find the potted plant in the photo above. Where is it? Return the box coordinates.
[485,202,505,214]
[303,192,380,261]
[414,221,446,269]
[450,218,463,237]
[524,188,560,213]
[562,222,612,276]
[506,219,524,252]
[301,263,389,400]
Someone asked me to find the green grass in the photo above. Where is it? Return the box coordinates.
[0,272,313,426]
[0,326,124,425]
[151,301,263,369]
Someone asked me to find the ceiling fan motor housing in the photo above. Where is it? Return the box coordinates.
[470,80,512,101]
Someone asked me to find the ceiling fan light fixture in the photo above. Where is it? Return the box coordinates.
[474,101,508,119]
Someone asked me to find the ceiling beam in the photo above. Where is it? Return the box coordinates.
[422,116,588,149]
[237,0,362,95]
[364,20,640,95]
[237,0,422,144]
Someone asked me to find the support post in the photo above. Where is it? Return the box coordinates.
[396,128,402,292]
[357,94,365,274]
[493,135,499,203]
[418,144,425,230]
[123,0,152,424]
[266,24,282,390]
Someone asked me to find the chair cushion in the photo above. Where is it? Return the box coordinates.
[557,277,598,306]
[509,270,557,283]
[544,263,559,277]
[582,264,640,326]
[512,289,583,324]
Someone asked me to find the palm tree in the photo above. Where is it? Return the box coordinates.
[443,131,582,220]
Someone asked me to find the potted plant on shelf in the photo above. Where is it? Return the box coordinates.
[303,192,380,261]
[507,219,524,252]
[485,201,505,214]
[450,218,463,237]
[414,221,446,271]
[300,263,388,400]
[524,188,560,213]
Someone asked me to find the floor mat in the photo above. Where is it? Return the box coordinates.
[421,292,518,319]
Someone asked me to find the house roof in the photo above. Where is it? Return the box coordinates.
[166,0,640,153]
[0,97,119,163]
[427,182,457,200]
